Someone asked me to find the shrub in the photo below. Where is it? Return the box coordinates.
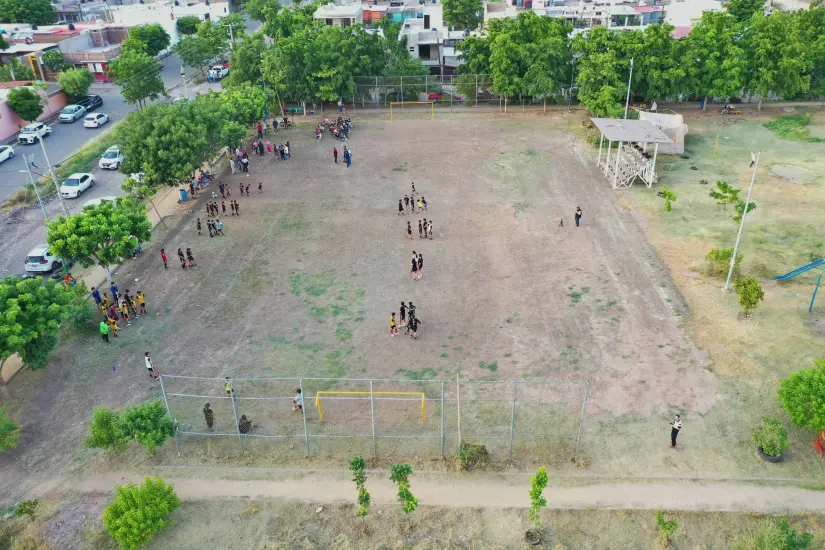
[656,510,678,547]
[455,440,489,471]
[528,467,548,529]
[705,248,743,277]
[733,518,813,550]
[0,404,20,453]
[85,406,127,452]
[64,300,96,334]
[119,401,175,454]
[176,16,200,35]
[778,359,825,429]
[103,476,179,550]
[734,277,765,316]
[751,417,790,457]
[15,499,38,519]
[349,456,370,517]
[389,464,418,513]
[659,188,677,212]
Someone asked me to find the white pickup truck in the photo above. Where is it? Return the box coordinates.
[208,65,229,80]
[18,122,52,144]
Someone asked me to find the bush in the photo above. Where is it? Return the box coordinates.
[734,277,765,316]
[0,404,20,453]
[85,406,127,452]
[455,440,488,471]
[659,188,677,212]
[64,300,96,334]
[349,456,370,517]
[528,467,548,529]
[176,16,200,35]
[656,510,678,547]
[120,401,175,454]
[705,248,743,277]
[389,464,418,513]
[733,518,812,550]
[751,417,790,457]
[15,499,38,519]
[103,476,179,550]
[778,359,825,429]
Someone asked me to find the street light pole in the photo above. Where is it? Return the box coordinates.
[624,56,634,119]
[724,151,761,292]
[567,55,579,113]
[20,155,48,220]
[36,132,70,218]
[181,67,188,98]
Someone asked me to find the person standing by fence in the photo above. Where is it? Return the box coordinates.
[203,403,216,431]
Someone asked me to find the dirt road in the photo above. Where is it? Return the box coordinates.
[33,471,825,515]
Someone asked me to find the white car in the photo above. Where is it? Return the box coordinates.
[59,172,94,198]
[83,113,109,128]
[99,145,124,169]
[24,244,62,273]
[18,122,51,144]
[59,104,87,123]
[0,145,14,164]
[83,196,118,209]
[209,65,229,79]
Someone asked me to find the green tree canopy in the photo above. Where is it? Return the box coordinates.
[0,0,57,25]
[103,477,179,550]
[726,0,765,23]
[0,404,19,452]
[0,277,74,369]
[56,68,95,102]
[7,87,43,122]
[443,0,484,31]
[223,33,267,89]
[40,50,70,72]
[128,24,171,57]
[685,12,747,108]
[46,198,152,282]
[107,50,165,107]
[0,57,36,82]
[246,0,281,22]
[779,359,825,430]
[176,15,201,36]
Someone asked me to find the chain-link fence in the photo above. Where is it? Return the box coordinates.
[160,375,589,461]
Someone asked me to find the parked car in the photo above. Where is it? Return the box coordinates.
[83,112,109,128]
[59,104,87,123]
[208,65,229,80]
[427,92,463,101]
[24,244,62,273]
[0,145,14,164]
[59,173,94,198]
[98,145,124,169]
[83,196,118,209]
[18,122,51,144]
[79,94,104,111]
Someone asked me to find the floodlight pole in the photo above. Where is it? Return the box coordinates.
[624,57,634,119]
[20,155,48,220]
[37,132,70,218]
[724,151,760,292]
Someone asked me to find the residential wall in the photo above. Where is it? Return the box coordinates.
[0,90,69,142]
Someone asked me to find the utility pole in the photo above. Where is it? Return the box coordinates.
[567,54,580,113]
[724,152,760,292]
[624,56,634,119]
[37,131,70,218]
[21,155,48,220]
[181,67,188,98]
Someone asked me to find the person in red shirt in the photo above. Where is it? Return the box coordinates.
[257,122,263,139]
[160,248,168,269]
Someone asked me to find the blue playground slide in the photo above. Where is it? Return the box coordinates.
[774,258,825,281]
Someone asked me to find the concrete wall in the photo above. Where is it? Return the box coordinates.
[0,89,69,142]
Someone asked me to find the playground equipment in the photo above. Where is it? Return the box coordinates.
[774,258,825,312]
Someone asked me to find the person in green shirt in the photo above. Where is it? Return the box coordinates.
[100,320,109,343]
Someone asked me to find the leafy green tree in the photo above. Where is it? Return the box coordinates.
[7,87,43,122]
[726,0,765,23]
[574,27,626,115]
[0,276,74,370]
[246,0,281,22]
[219,121,248,149]
[705,248,743,277]
[0,404,20,452]
[223,33,268,89]
[220,84,269,124]
[528,466,548,529]
[0,0,57,25]
[85,407,127,452]
[389,464,418,513]
[443,0,484,31]
[103,477,180,550]
[120,176,167,229]
[0,33,8,51]
[0,58,36,82]
[586,85,623,117]
[176,15,201,36]
[107,50,165,107]
[744,12,809,109]
[349,456,370,517]
[635,24,687,101]
[46,198,152,283]
[796,6,825,99]
[685,12,747,109]
[659,188,677,212]
[262,1,319,41]
[40,50,70,72]
[175,35,219,74]
[128,24,171,57]
[733,276,764,316]
[57,68,95,102]
[119,401,175,454]
[778,359,825,430]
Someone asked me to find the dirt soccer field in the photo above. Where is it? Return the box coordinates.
[2,114,718,499]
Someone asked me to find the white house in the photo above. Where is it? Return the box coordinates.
[314,2,364,28]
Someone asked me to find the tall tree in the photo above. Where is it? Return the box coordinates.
[7,87,43,122]
[107,50,165,107]
[176,16,201,36]
[684,12,747,109]
[127,24,171,57]
[46,198,152,283]
[635,23,687,101]
[0,58,36,82]
[0,0,57,25]
[725,0,765,23]
[56,68,95,102]
[744,12,809,109]
[797,4,825,98]
[0,276,74,370]
[443,0,484,31]
[246,0,281,22]
[40,50,71,73]
[223,33,267,89]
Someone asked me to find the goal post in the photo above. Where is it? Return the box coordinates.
[389,101,435,121]
[315,391,426,423]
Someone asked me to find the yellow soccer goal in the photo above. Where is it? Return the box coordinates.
[315,391,426,423]
[389,101,435,121]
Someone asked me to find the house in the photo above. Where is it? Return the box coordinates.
[314,2,364,28]
[0,82,69,142]
[397,3,464,74]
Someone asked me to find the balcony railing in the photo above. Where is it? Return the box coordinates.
[62,44,122,63]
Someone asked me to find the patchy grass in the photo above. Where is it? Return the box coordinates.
[478,361,498,372]
[763,113,824,142]
[570,291,582,304]
[397,367,438,380]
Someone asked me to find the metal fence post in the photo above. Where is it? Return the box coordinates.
[425,74,428,96]
[173,428,182,457]
[370,381,377,458]
[475,74,478,107]
[450,75,453,113]
[229,382,244,453]
[508,382,517,459]
[300,379,310,456]
[456,373,462,451]
[440,381,445,457]
[575,381,590,453]
[158,374,174,425]
[400,76,404,109]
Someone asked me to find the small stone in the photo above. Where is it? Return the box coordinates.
[315,507,323,514]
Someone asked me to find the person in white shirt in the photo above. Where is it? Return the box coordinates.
[293,388,303,412]
[670,414,682,448]
[144,352,158,381]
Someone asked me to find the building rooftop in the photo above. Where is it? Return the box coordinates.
[314,2,363,18]
[0,43,56,54]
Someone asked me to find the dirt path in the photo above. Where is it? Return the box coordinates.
[32,471,825,514]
